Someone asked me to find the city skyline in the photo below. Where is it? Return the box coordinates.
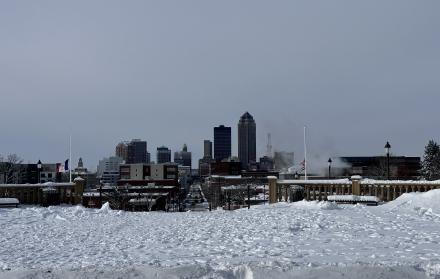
[1,1,439,170]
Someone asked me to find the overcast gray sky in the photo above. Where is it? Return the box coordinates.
[1,0,439,170]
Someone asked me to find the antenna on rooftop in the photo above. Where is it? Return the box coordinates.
[266,133,272,157]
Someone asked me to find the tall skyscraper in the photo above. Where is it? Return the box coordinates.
[214,125,231,162]
[174,144,192,167]
[127,139,147,164]
[204,140,213,159]
[157,146,172,164]
[115,142,128,162]
[238,112,256,169]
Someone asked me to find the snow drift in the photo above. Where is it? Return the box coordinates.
[382,189,440,216]
[1,191,440,278]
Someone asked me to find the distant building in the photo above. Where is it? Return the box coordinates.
[210,161,242,176]
[97,156,124,186]
[71,158,97,189]
[199,140,215,176]
[119,163,179,186]
[274,151,295,171]
[74,158,87,173]
[214,125,231,162]
[127,139,148,164]
[39,164,60,183]
[338,156,421,180]
[238,112,257,170]
[157,146,172,164]
[115,142,128,162]
[174,144,192,168]
[259,156,275,171]
[204,140,213,159]
[178,165,192,193]
[199,157,216,177]
[146,152,151,164]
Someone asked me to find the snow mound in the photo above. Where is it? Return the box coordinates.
[383,189,440,216]
[292,200,341,210]
[97,202,112,214]
[72,205,86,217]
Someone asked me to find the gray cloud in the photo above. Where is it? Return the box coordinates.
[1,0,439,170]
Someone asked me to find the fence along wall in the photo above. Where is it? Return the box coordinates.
[268,176,440,203]
[0,178,85,205]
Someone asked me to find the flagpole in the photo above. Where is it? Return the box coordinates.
[304,126,307,181]
[69,135,72,183]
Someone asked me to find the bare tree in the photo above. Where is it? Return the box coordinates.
[369,157,394,180]
[0,154,23,184]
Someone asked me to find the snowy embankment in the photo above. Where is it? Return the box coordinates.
[1,191,440,278]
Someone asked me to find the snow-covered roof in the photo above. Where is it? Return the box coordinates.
[83,192,169,198]
[276,178,440,186]
[327,195,379,202]
[41,187,58,193]
[0,183,74,188]
[0,198,19,204]
[221,185,247,190]
[277,179,352,185]
[128,198,157,205]
[121,185,175,190]
[361,179,440,186]
[210,175,243,179]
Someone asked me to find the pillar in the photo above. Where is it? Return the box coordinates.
[305,186,310,200]
[268,176,278,204]
[74,178,85,205]
[351,176,361,196]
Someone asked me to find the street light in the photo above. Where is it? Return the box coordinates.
[247,183,250,210]
[263,183,266,205]
[384,141,391,180]
[37,160,42,184]
[328,158,332,179]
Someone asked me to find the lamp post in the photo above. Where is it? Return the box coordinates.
[247,183,250,210]
[37,160,42,184]
[328,158,332,179]
[263,183,266,205]
[385,141,391,180]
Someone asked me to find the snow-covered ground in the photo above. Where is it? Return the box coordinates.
[2,190,440,278]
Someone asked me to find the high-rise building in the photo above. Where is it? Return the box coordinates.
[214,125,231,162]
[174,144,192,167]
[238,112,256,169]
[199,140,215,176]
[97,156,124,186]
[115,142,128,162]
[146,152,151,164]
[127,139,147,164]
[157,146,172,164]
[204,140,213,159]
